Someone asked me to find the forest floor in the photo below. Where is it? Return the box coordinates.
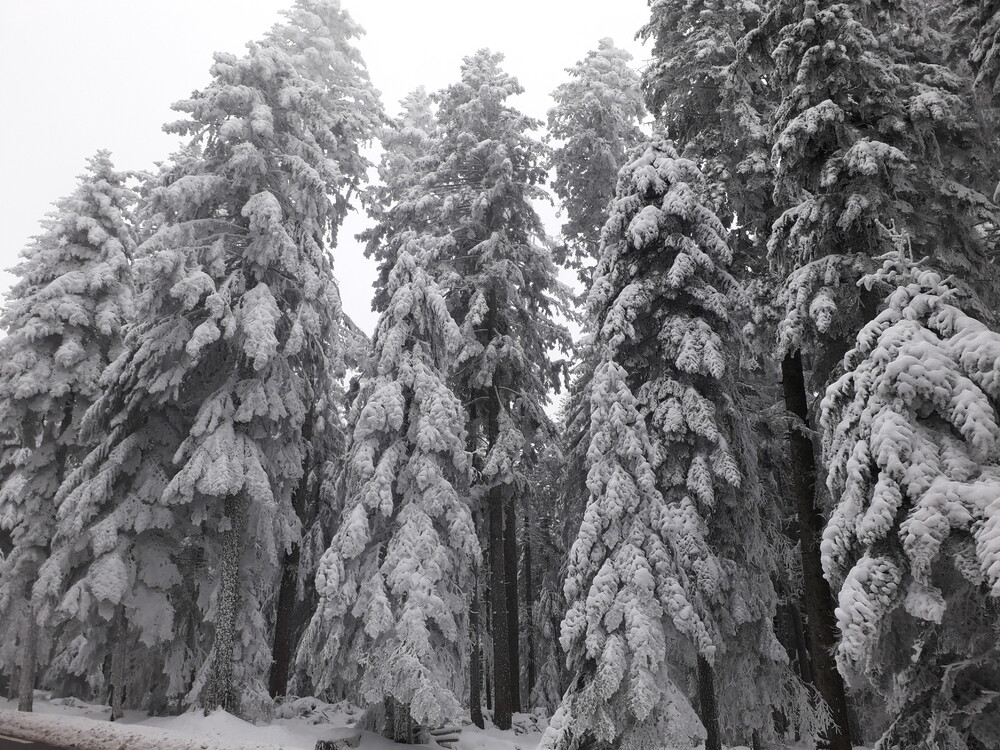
[0,693,548,750]
[0,694,824,750]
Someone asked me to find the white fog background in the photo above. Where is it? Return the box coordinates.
[0,0,651,335]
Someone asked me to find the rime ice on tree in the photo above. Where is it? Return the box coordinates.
[822,256,1000,749]
[298,241,479,738]
[0,152,135,713]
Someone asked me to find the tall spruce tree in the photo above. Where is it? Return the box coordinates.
[359,50,571,729]
[545,137,814,750]
[737,1,1000,743]
[297,240,479,739]
[546,38,646,285]
[821,255,1000,749]
[0,153,135,712]
[34,0,382,718]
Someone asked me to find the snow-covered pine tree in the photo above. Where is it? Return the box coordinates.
[297,239,479,739]
[641,0,773,261]
[545,136,812,750]
[0,152,135,713]
[360,88,441,314]
[821,254,1000,749]
[33,0,382,719]
[546,38,646,285]
[737,2,1000,742]
[367,50,571,729]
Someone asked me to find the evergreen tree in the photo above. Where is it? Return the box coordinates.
[360,88,441,314]
[545,137,812,750]
[0,152,135,712]
[821,255,1000,750]
[297,240,479,738]
[361,50,572,729]
[738,1,1000,742]
[546,38,646,285]
[35,0,382,718]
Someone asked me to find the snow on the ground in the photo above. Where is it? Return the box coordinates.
[0,694,547,750]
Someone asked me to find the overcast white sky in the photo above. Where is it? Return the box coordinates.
[0,1,651,334]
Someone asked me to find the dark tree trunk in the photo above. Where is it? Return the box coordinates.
[697,655,721,750]
[489,491,512,729]
[486,381,513,730]
[203,494,245,715]
[17,605,38,712]
[269,408,315,698]
[470,570,484,729]
[110,607,127,720]
[523,511,535,705]
[504,495,520,713]
[782,351,852,750]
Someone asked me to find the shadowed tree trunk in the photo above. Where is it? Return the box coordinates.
[504,495,520,713]
[486,379,513,730]
[470,569,484,729]
[110,607,127,720]
[203,494,246,714]
[269,408,315,698]
[523,510,535,704]
[697,655,721,750]
[782,351,852,750]
[17,603,38,713]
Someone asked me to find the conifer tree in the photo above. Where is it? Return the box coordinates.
[545,137,812,750]
[360,88,441,314]
[297,240,479,738]
[738,1,1000,743]
[822,255,1000,749]
[360,50,571,729]
[34,0,382,718]
[546,38,646,285]
[0,152,135,712]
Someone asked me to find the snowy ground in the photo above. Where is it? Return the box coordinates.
[0,693,547,750]
[0,693,843,750]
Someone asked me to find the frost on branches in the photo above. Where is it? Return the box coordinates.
[33,0,382,719]
[545,138,812,750]
[297,242,479,733]
[0,152,135,710]
[822,256,1000,749]
[546,38,646,283]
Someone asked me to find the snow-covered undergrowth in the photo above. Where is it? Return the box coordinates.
[0,693,548,750]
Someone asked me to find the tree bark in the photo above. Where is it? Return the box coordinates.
[17,605,38,712]
[504,495,520,713]
[697,655,721,750]
[203,494,245,715]
[489,492,512,729]
[269,408,314,698]
[470,570,484,729]
[782,351,852,750]
[523,511,535,705]
[110,608,127,720]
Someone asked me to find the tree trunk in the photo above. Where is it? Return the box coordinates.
[268,545,300,698]
[523,511,535,706]
[17,605,38,712]
[269,408,314,698]
[110,608,127,720]
[470,569,484,729]
[697,655,721,750]
[504,495,520,713]
[782,351,852,750]
[203,494,245,715]
[489,492,512,730]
